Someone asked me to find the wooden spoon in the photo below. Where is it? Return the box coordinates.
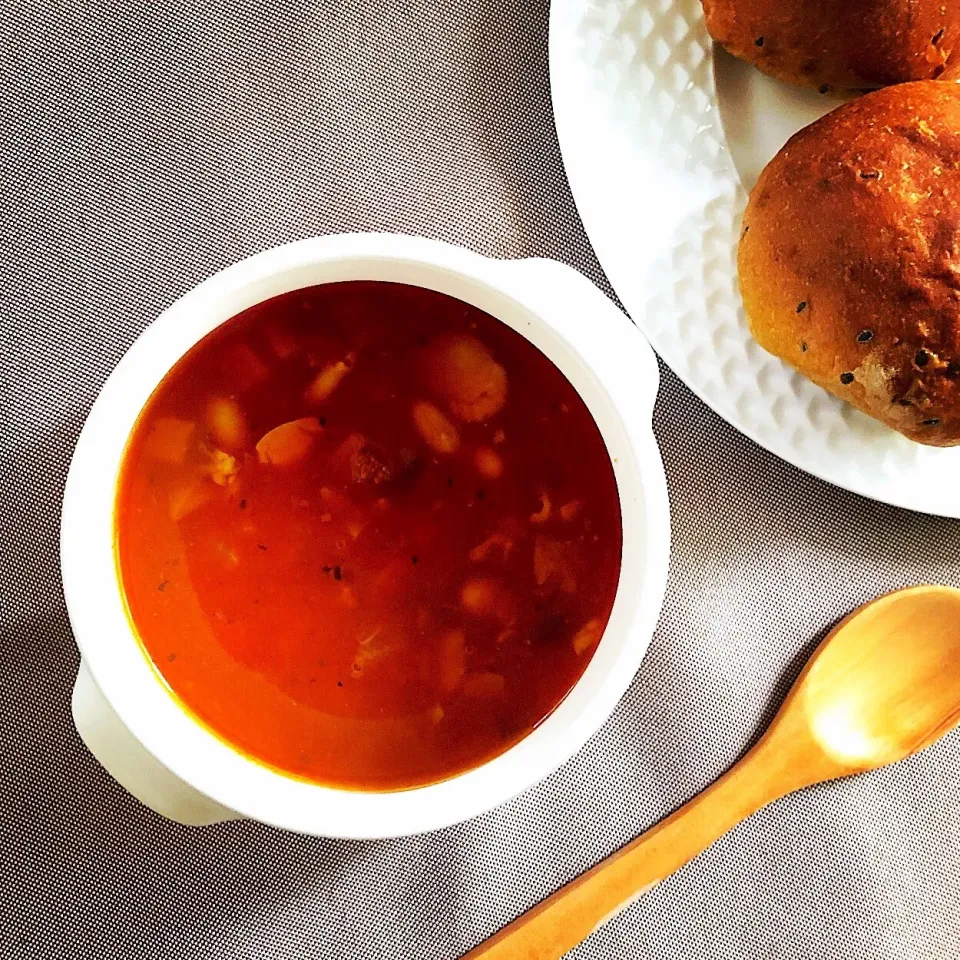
[464,585,960,960]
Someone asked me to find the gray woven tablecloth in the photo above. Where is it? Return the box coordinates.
[3,2,959,957]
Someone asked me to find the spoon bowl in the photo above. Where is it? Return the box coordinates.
[797,586,960,772]
[465,585,960,960]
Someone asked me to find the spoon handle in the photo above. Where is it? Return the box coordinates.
[462,752,783,960]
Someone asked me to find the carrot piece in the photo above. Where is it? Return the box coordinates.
[255,417,323,466]
[461,578,499,614]
[572,618,603,655]
[474,447,504,479]
[143,418,195,464]
[305,356,353,403]
[412,401,460,454]
[207,398,248,452]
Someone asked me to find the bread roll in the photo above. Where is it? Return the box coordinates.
[703,0,960,90]
[739,81,960,446]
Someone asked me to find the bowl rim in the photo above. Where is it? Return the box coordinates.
[60,232,671,837]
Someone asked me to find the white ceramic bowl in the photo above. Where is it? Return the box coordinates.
[61,233,670,838]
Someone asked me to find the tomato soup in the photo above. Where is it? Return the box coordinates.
[115,282,622,790]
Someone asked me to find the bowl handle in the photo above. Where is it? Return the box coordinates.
[72,660,241,826]
[492,256,661,416]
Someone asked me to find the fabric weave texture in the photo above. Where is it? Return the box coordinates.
[2,2,958,958]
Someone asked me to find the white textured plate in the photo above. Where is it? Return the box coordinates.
[550,0,960,517]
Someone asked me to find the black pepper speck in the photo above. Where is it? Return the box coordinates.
[755,36,764,47]
[922,418,942,426]
[840,372,855,385]
[857,330,874,343]
[797,301,807,313]
[915,350,930,367]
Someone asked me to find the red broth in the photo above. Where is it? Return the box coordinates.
[115,282,622,790]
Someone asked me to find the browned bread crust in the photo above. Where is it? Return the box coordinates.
[703,0,960,90]
[739,81,960,446]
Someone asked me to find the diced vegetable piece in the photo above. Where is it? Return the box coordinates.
[305,356,353,403]
[533,536,577,593]
[214,542,240,570]
[468,532,513,562]
[412,401,460,454]
[207,398,248,452]
[351,443,393,485]
[168,479,214,521]
[143,418,195,464]
[351,627,395,678]
[462,672,505,698]
[201,448,239,487]
[474,447,504,479]
[426,334,508,422]
[461,577,499,614]
[530,491,552,524]
[230,344,270,388]
[572,618,603,655]
[266,326,297,359]
[255,417,323,465]
[429,705,445,725]
[331,434,396,485]
[560,499,583,522]
[439,629,466,693]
